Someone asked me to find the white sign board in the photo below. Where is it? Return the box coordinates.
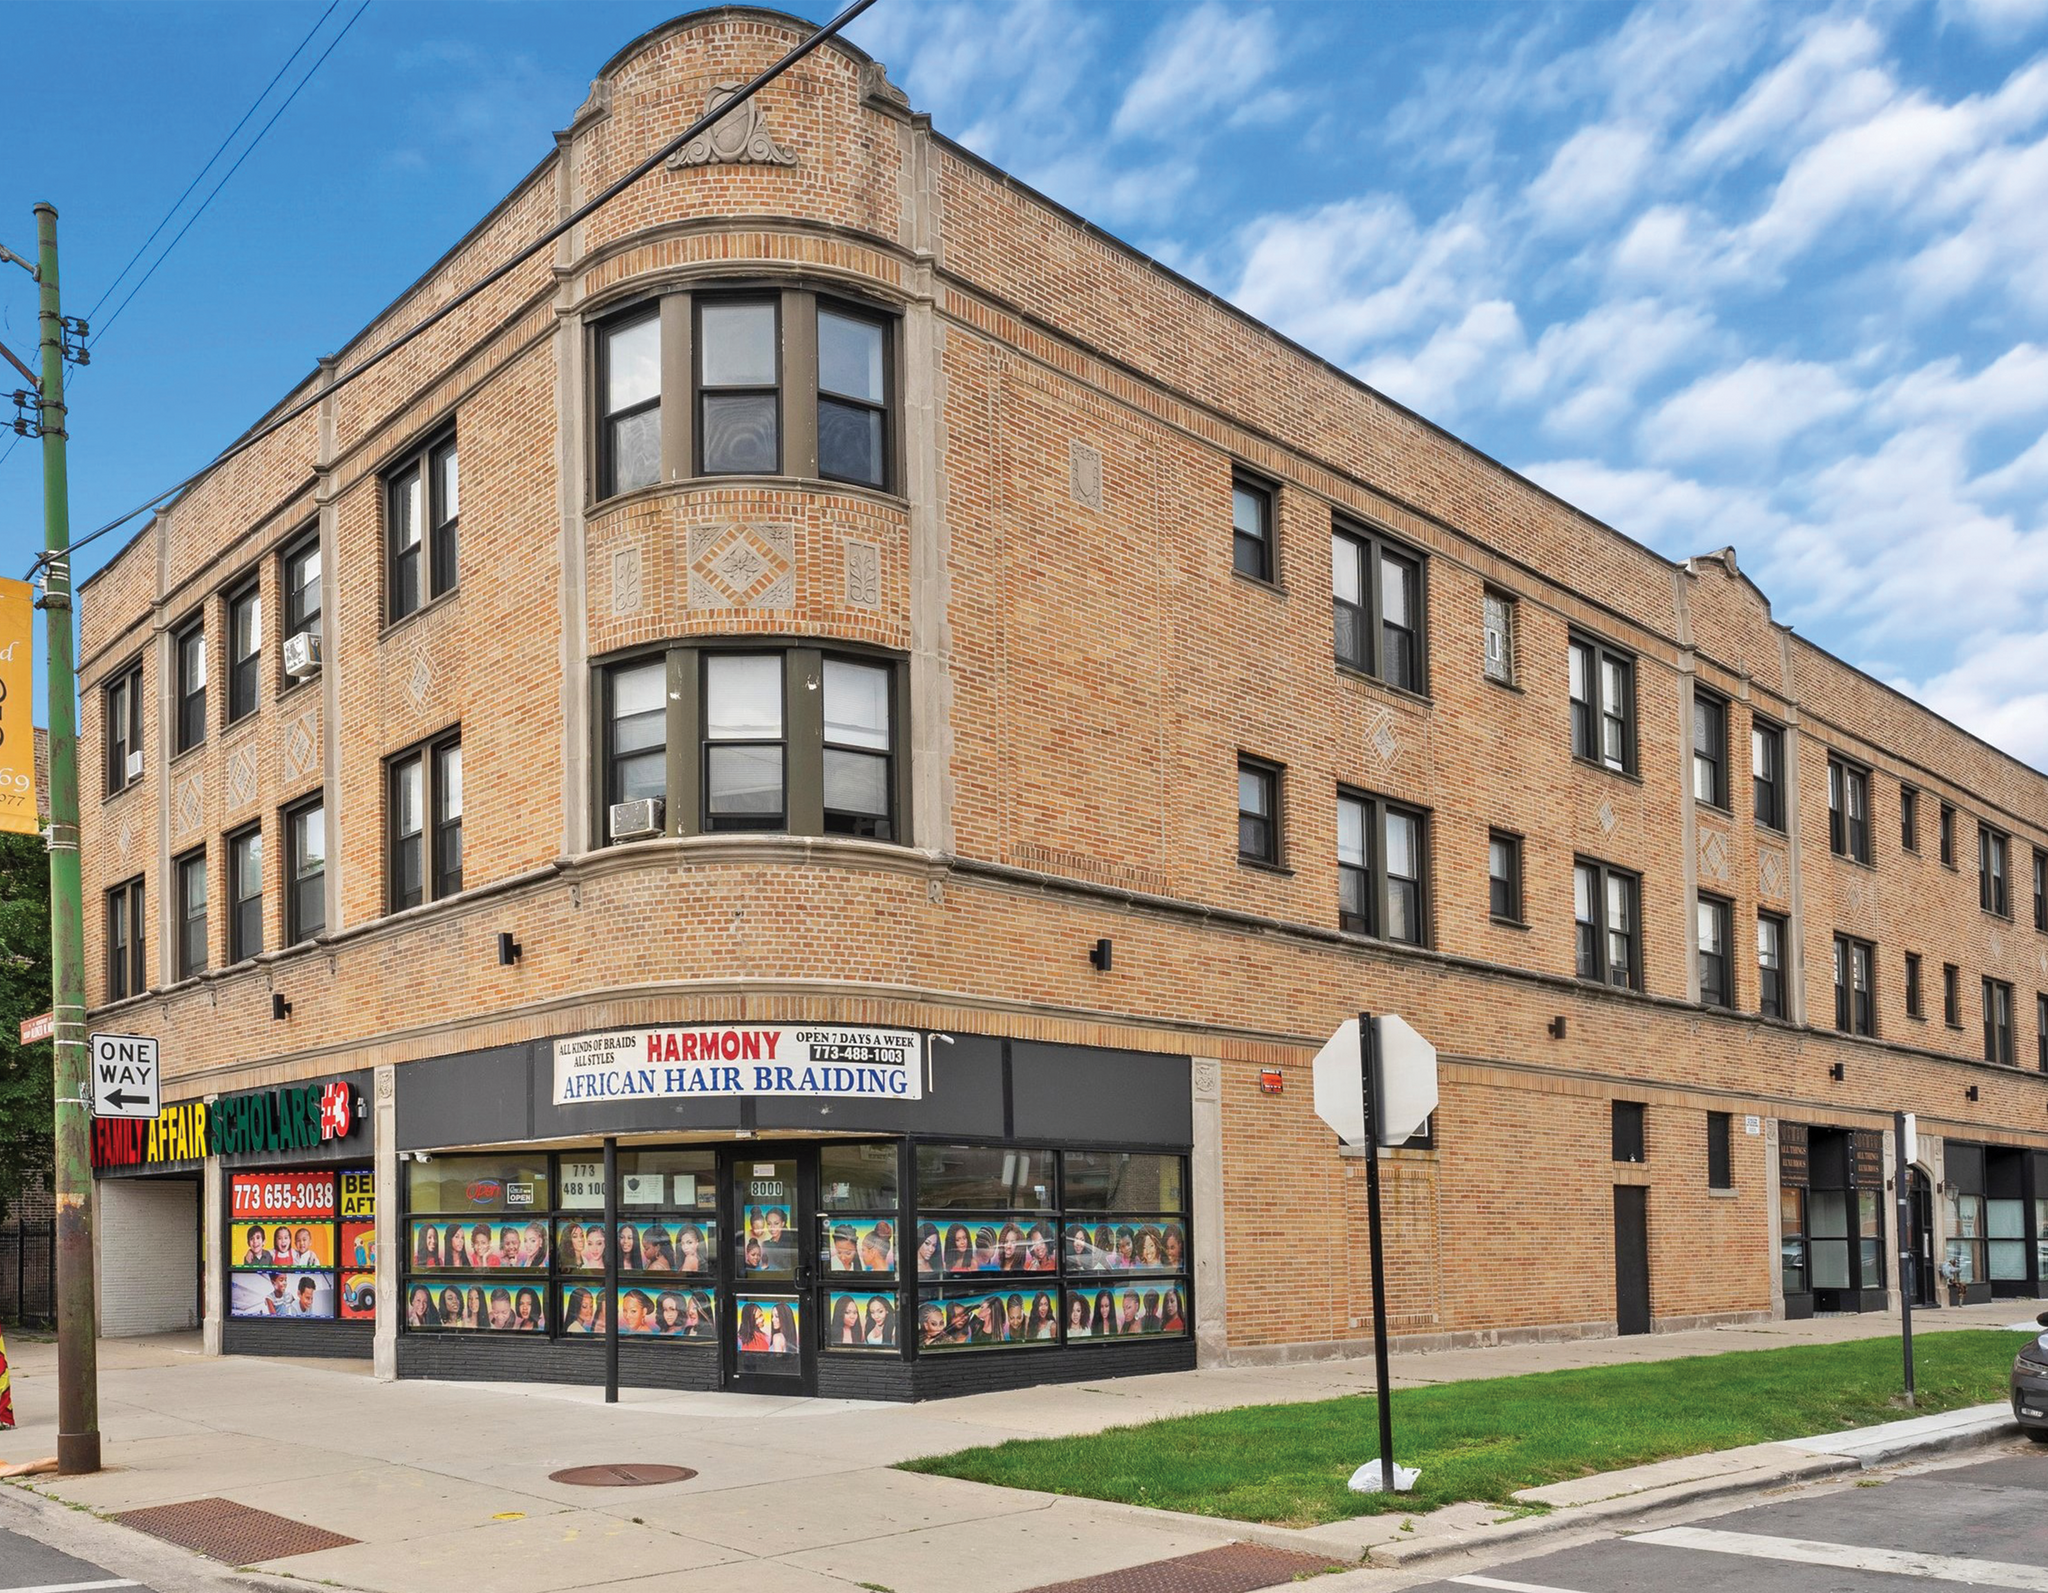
[1903,1112,1918,1166]
[554,1025,922,1107]
[1312,1015,1439,1148]
[89,1033,160,1119]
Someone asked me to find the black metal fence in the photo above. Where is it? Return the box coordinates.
[0,1145,56,1325]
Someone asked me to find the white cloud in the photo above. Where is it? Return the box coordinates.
[1112,4,1285,141]
[1643,359,1859,462]
[1359,301,1524,420]
[1526,124,1656,231]
[1909,631,2048,770]
[1520,458,1781,550]
[1680,17,1891,172]
[1939,0,2048,44]
[1875,343,2048,428]
[1504,298,1716,436]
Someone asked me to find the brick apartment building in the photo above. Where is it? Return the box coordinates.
[75,7,2048,1396]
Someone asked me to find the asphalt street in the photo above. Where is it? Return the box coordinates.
[1413,1447,2048,1593]
[0,1526,145,1593]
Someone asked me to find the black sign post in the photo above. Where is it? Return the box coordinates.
[1359,1011,1396,1489]
[603,1135,620,1404]
[1894,1110,1915,1405]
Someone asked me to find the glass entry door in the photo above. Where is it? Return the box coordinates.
[724,1150,817,1393]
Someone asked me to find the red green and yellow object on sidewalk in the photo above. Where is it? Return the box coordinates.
[0,1326,13,1427]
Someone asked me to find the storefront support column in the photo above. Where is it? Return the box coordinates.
[201,1155,224,1355]
[373,1066,398,1381]
[1191,1057,1228,1365]
[1765,1118,1785,1321]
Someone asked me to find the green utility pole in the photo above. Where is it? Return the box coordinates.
[35,201,99,1476]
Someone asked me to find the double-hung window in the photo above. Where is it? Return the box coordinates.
[1833,934,1875,1036]
[105,662,143,794]
[1980,824,2011,917]
[283,533,321,668]
[703,653,785,831]
[286,798,326,944]
[226,581,261,723]
[1984,978,2015,1065]
[1752,720,1784,830]
[599,312,661,497]
[105,877,145,1000]
[1488,831,1523,923]
[1330,524,1424,691]
[2038,993,2048,1073]
[1574,859,1640,989]
[1692,690,1727,809]
[1906,951,1924,1019]
[1238,757,1280,865]
[176,849,207,979]
[605,659,669,818]
[1827,756,1870,863]
[389,732,463,911]
[1944,962,1961,1026]
[821,658,893,838]
[2035,848,2048,932]
[1698,894,1733,1008]
[174,620,206,754]
[1940,803,1956,867]
[1334,790,1426,944]
[1900,786,1919,853]
[228,825,264,962]
[1232,474,1273,582]
[1757,912,1787,1018]
[387,431,458,621]
[1568,636,1635,774]
[817,306,888,488]
[697,299,780,476]
[1482,590,1515,685]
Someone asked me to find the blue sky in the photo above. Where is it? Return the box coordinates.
[2,0,2044,765]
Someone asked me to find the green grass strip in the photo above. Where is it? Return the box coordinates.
[900,1330,2030,1527]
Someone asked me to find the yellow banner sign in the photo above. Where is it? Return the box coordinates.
[0,579,35,836]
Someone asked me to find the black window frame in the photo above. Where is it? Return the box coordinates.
[1611,1100,1645,1164]
[1984,977,2015,1066]
[1481,587,1515,686]
[227,823,264,964]
[1231,471,1275,584]
[1979,823,2011,918]
[1944,961,1961,1027]
[1333,787,1429,946]
[1692,688,1727,811]
[104,660,143,796]
[1487,829,1523,924]
[225,578,261,724]
[173,616,207,755]
[281,530,321,684]
[385,428,458,623]
[815,299,893,491]
[1330,520,1427,693]
[1697,892,1733,1009]
[388,729,463,913]
[820,653,896,840]
[1905,950,1924,1020]
[105,876,146,1001]
[702,651,788,834]
[1900,786,1919,853]
[1706,1111,1733,1191]
[597,308,663,500]
[284,795,326,945]
[2038,992,2047,1073]
[1574,857,1642,991]
[175,847,208,979]
[1827,755,1871,865]
[1751,718,1785,831]
[1939,802,1956,868]
[1237,756,1281,867]
[1757,910,1787,1019]
[694,295,783,478]
[1568,634,1636,775]
[1832,933,1875,1036]
[2035,848,2047,933]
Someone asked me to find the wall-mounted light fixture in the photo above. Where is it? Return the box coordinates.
[1548,1016,1567,1040]
[1088,937,1113,972]
[497,932,522,967]
[271,992,291,1021]
[1966,1084,1980,1102]
[1829,1061,1845,1081]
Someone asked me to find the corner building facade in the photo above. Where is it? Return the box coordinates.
[77,8,2048,1395]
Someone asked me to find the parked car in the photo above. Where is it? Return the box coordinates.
[2010,1311,2048,1441]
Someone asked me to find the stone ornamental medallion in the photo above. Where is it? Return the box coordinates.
[1758,845,1786,901]
[688,524,795,611]
[611,546,643,616]
[283,709,320,784]
[665,82,797,170]
[225,743,258,811]
[1697,826,1730,884]
[844,539,881,610]
[1069,440,1104,512]
[1597,798,1618,835]
[172,771,204,840]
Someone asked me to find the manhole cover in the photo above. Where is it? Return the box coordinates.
[549,1463,697,1487]
[1015,1544,1342,1593]
[116,1497,357,1563]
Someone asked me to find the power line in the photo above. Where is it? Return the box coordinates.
[85,1,342,326]
[93,0,368,348]
[28,0,880,579]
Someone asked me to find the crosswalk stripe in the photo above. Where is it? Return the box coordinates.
[1631,1525,2048,1590]
[1451,1576,1592,1593]
[0,1579,141,1593]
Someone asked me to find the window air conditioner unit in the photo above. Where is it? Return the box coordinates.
[125,750,143,782]
[283,632,321,680]
[609,798,664,842]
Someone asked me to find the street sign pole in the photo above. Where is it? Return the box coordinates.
[1360,1011,1396,1490]
[1895,1109,1916,1406]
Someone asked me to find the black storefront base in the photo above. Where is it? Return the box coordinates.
[224,1317,374,1359]
[395,1332,1195,1401]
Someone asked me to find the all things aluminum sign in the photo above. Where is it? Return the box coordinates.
[552,1024,923,1106]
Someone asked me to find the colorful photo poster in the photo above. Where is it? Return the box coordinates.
[1062,1220,1187,1274]
[738,1205,796,1276]
[615,1219,718,1276]
[930,1219,1059,1274]
[733,1296,800,1356]
[916,1286,1060,1350]
[339,1271,377,1320]
[337,1168,375,1219]
[410,1218,548,1271]
[404,1280,545,1331]
[553,1218,607,1273]
[821,1218,898,1275]
[912,1222,943,1278]
[824,1290,899,1349]
[638,1286,717,1339]
[560,1285,610,1335]
[229,1170,336,1222]
[231,1220,334,1270]
[1062,1283,1188,1339]
[341,1220,376,1270]
[231,1270,336,1319]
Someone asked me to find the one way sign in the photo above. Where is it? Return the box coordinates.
[89,1033,160,1120]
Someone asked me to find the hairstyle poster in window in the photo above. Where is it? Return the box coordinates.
[932,1218,1059,1275]
[738,1204,797,1273]
[230,1170,337,1222]
[825,1290,899,1349]
[821,1218,898,1276]
[341,1220,376,1271]
[647,1287,718,1339]
[916,1286,1060,1350]
[560,1285,610,1335]
[734,1296,800,1356]
[617,1218,717,1276]
[232,1220,333,1270]
[1064,1220,1186,1275]
[231,1269,335,1319]
[411,1218,549,1272]
[1064,1283,1187,1340]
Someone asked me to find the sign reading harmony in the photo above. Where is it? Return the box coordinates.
[89,1033,160,1120]
[553,1025,922,1106]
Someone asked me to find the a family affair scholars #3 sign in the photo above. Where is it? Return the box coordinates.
[553,1025,922,1106]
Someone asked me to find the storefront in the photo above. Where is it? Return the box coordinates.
[1939,1141,2048,1303]
[1779,1123,1887,1317]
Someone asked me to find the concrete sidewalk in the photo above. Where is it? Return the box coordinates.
[0,1300,2037,1593]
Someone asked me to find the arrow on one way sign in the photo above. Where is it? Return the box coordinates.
[89,1033,160,1120]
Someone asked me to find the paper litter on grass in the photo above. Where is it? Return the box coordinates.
[1349,1459,1420,1493]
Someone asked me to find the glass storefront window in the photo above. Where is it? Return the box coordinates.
[228,1168,376,1323]
[1809,1189,1850,1290]
[915,1283,1063,1351]
[1857,1190,1884,1290]
[1990,1197,2027,1281]
[407,1156,549,1215]
[916,1145,1055,1211]
[820,1143,898,1210]
[1946,1190,1987,1284]
[1063,1152,1184,1214]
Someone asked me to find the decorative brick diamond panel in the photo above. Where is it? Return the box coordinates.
[1698,825,1730,884]
[688,523,795,611]
[282,709,320,785]
[171,770,204,841]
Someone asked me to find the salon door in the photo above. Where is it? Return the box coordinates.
[724,1150,818,1394]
